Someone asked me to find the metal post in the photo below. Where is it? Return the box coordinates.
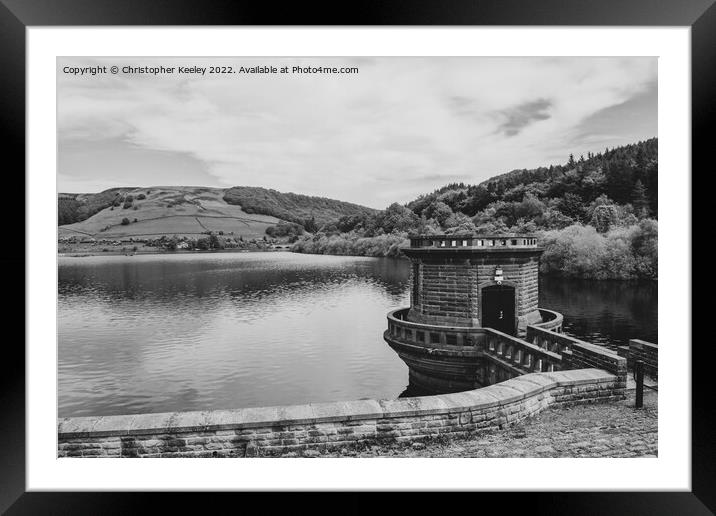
[635,360,644,408]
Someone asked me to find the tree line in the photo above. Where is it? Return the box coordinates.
[291,138,658,280]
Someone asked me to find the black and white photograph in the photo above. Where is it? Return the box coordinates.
[55,56,659,459]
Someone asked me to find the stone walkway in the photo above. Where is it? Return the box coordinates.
[291,390,658,458]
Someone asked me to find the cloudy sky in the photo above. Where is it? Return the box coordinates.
[58,57,656,208]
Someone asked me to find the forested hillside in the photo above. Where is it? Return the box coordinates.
[223,186,377,229]
[292,138,658,280]
[59,188,134,225]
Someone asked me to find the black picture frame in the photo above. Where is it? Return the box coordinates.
[1,0,707,513]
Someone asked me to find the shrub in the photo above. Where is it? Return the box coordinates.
[266,221,305,239]
[291,232,409,258]
[121,218,130,225]
[539,221,657,279]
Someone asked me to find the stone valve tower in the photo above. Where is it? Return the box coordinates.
[384,233,564,394]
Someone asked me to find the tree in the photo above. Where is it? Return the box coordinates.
[209,234,224,249]
[444,213,477,234]
[557,193,585,222]
[266,221,305,239]
[121,218,130,225]
[424,201,453,227]
[590,205,619,233]
[514,193,545,221]
[304,215,318,233]
[632,180,649,218]
[460,185,493,216]
[378,203,419,233]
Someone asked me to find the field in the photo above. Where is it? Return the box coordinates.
[58,187,281,240]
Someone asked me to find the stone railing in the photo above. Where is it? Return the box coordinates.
[483,328,564,376]
[525,326,627,386]
[58,369,624,458]
[526,325,575,354]
[531,308,564,333]
[386,308,487,350]
[618,339,658,379]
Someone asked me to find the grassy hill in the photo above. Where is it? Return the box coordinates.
[58,187,282,240]
[58,186,377,240]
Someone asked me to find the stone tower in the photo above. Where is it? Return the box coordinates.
[384,233,562,394]
[404,234,542,335]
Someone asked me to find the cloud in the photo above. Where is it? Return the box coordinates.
[57,57,657,206]
[569,79,657,148]
[417,173,473,182]
[494,98,552,137]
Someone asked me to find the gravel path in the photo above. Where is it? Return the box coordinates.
[286,390,657,458]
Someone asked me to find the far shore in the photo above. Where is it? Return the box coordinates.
[58,246,292,258]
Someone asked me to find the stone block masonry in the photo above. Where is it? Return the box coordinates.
[407,252,542,329]
[58,369,625,458]
[618,339,658,379]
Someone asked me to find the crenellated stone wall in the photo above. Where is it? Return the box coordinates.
[58,369,624,458]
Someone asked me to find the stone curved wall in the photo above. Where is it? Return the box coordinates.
[58,368,624,458]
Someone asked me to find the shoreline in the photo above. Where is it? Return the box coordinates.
[58,247,291,258]
[56,247,658,282]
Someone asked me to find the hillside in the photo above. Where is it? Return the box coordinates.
[222,186,377,228]
[406,138,657,223]
[293,138,658,280]
[58,186,377,241]
[58,187,282,240]
[59,188,134,226]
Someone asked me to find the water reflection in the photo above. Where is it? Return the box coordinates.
[539,276,658,349]
[58,253,657,417]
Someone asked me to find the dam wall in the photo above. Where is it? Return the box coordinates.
[58,368,623,458]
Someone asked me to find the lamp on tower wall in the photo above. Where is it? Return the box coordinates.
[494,266,504,285]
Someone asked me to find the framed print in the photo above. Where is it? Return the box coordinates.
[2,0,710,512]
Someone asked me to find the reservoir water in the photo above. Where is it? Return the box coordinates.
[58,252,657,417]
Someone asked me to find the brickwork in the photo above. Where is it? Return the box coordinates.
[566,343,628,387]
[58,369,623,458]
[406,250,542,329]
[411,259,478,326]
